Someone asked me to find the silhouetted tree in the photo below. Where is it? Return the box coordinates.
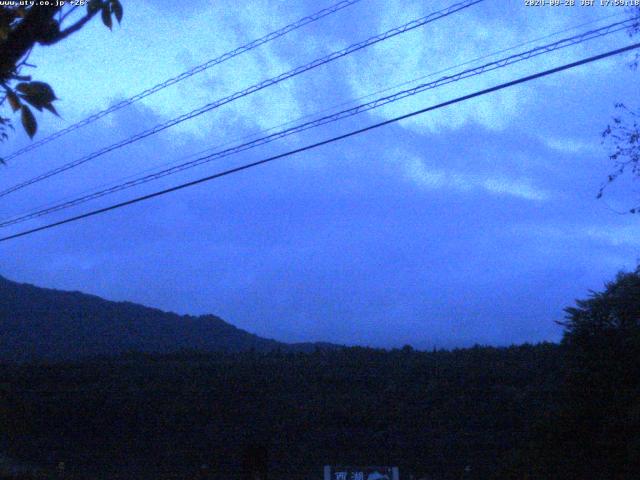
[599,7,640,211]
[0,1,123,145]
[554,267,640,479]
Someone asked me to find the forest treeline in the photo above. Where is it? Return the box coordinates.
[1,267,639,480]
[1,343,562,480]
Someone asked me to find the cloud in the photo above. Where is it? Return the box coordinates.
[509,222,640,263]
[402,153,550,201]
[1,0,638,349]
[342,0,633,134]
[542,136,599,154]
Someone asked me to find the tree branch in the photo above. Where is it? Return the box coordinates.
[0,5,60,81]
[43,7,100,45]
[59,5,79,25]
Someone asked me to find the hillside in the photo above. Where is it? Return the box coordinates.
[0,275,323,361]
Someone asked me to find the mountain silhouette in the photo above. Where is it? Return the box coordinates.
[0,275,332,362]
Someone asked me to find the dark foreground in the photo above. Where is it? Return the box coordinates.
[1,344,562,480]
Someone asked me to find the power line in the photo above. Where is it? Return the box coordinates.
[10,12,628,227]
[103,11,635,166]
[1,41,638,243]
[0,0,483,199]
[11,12,625,224]
[61,12,631,204]
[1,0,363,162]
[0,17,633,227]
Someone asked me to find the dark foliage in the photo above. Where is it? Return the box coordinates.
[600,103,640,212]
[2,271,639,479]
[557,268,640,479]
[599,7,640,210]
[0,344,562,480]
[513,267,640,479]
[0,1,123,144]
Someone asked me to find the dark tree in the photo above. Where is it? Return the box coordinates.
[554,267,640,479]
[0,0,123,145]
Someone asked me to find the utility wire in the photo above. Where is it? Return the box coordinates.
[2,0,363,162]
[14,12,625,222]
[1,9,627,227]
[91,10,632,183]
[1,12,620,228]
[0,0,483,199]
[0,18,633,227]
[110,11,632,169]
[103,11,637,160]
[1,41,638,243]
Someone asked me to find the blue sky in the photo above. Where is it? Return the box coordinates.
[1,0,639,348]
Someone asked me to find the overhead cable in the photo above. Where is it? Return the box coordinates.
[2,0,364,162]
[0,0,482,199]
[2,41,638,242]
[1,18,633,227]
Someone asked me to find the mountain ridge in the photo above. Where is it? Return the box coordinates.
[0,274,336,362]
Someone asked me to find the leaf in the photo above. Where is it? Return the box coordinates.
[101,4,112,29]
[31,81,56,100]
[0,7,16,28]
[16,81,57,111]
[111,0,123,23]
[16,81,57,102]
[43,102,59,117]
[87,0,102,14]
[20,105,37,139]
[6,89,21,112]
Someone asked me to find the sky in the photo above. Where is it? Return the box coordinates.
[1,0,639,349]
